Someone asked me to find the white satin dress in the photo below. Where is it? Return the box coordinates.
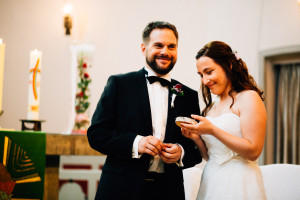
[197,113,266,200]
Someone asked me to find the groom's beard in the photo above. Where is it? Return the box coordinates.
[146,55,176,75]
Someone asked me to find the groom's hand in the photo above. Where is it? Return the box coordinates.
[160,143,182,164]
[138,136,163,156]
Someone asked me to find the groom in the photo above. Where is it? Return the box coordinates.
[87,21,202,200]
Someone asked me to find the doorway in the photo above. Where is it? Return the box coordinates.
[260,46,300,164]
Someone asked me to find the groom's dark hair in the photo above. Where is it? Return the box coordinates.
[142,21,178,44]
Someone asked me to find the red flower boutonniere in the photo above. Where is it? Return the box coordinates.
[171,84,184,108]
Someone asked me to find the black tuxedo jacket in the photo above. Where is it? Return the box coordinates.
[87,68,202,200]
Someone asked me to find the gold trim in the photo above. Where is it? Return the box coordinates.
[17,148,33,167]
[15,176,41,183]
[14,173,40,181]
[3,136,11,166]
[12,145,35,172]
[11,198,40,200]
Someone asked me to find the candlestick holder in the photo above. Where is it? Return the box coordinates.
[64,15,72,35]
[20,119,45,132]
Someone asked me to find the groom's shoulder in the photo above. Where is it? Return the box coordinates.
[106,69,143,84]
[110,68,143,80]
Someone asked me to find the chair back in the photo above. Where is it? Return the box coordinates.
[260,164,300,200]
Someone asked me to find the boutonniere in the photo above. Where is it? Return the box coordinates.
[171,84,184,108]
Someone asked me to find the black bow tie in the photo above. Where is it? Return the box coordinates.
[146,76,171,87]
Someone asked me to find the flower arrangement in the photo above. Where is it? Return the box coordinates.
[73,56,91,133]
[171,84,184,108]
[233,50,241,60]
[0,163,15,200]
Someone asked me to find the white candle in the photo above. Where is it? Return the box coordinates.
[27,49,42,120]
[0,38,5,113]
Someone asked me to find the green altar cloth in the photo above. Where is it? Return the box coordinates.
[0,130,45,200]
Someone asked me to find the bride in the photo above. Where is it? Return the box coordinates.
[181,41,267,199]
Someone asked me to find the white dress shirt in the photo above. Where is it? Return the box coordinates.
[132,67,184,173]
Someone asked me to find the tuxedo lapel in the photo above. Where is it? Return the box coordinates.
[164,79,176,142]
[133,69,152,134]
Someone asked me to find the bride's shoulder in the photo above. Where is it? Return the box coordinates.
[236,90,260,101]
[235,90,266,119]
[235,90,264,109]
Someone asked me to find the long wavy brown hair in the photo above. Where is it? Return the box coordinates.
[195,41,264,116]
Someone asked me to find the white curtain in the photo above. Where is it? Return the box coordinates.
[275,63,300,164]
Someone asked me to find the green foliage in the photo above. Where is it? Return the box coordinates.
[73,56,92,132]
[75,57,91,114]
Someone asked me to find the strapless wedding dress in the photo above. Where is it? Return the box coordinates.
[197,113,266,200]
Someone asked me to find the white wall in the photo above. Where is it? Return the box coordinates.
[0,0,300,133]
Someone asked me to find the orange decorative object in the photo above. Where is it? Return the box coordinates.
[28,49,42,120]
[29,66,41,101]
[30,105,39,112]
[32,58,40,100]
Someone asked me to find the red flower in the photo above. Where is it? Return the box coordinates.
[170,84,184,108]
[171,84,184,96]
[82,63,87,68]
[174,84,183,89]
[76,92,84,98]
[84,73,89,78]
[75,105,80,111]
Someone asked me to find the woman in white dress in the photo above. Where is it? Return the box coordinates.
[181,41,267,200]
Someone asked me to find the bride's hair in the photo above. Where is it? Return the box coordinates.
[195,41,264,116]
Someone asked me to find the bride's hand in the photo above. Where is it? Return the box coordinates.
[181,127,200,141]
[181,114,214,135]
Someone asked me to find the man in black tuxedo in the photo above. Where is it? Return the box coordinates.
[87,21,202,200]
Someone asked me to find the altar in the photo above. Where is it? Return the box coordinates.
[0,131,102,200]
[45,133,101,200]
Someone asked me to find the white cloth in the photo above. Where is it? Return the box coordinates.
[260,164,300,200]
[146,67,169,173]
[197,113,266,200]
[132,67,184,173]
[183,162,206,200]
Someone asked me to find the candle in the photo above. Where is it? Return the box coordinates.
[27,49,42,120]
[0,38,5,113]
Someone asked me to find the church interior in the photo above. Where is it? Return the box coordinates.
[0,0,299,199]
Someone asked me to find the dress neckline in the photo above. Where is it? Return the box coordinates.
[206,112,240,119]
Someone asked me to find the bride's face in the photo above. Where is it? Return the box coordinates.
[196,56,231,96]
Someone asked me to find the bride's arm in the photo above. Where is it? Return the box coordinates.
[181,128,209,161]
[194,136,209,161]
[226,91,266,161]
[182,91,266,161]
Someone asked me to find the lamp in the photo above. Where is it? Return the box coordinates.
[64,4,72,35]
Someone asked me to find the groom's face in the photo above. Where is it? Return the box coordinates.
[142,29,178,76]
